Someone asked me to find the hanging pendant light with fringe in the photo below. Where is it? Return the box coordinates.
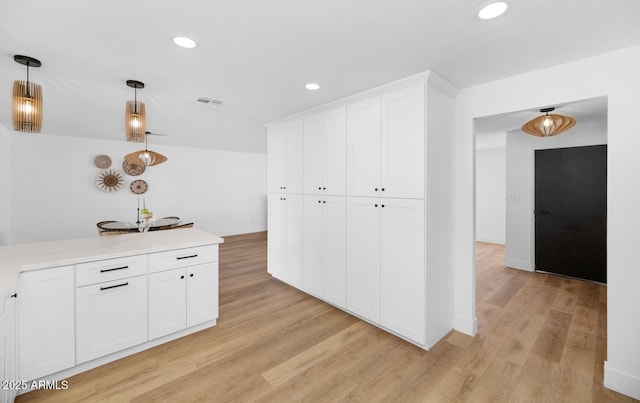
[12,55,43,133]
[125,80,146,142]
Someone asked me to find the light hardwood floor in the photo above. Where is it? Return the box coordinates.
[17,235,637,402]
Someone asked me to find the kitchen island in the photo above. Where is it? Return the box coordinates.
[0,228,223,401]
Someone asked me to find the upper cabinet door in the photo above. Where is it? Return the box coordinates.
[347,98,381,197]
[303,113,324,195]
[268,124,288,193]
[304,108,347,196]
[286,119,304,194]
[323,107,347,195]
[268,118,303,193]
[381,85,425,199]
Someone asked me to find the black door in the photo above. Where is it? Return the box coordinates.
[535,145,607,283]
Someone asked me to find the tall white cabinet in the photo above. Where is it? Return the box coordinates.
[267,71,457,349]
[303,195,346,307]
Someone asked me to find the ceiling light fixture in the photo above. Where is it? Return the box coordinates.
[476,1,509,20]
[124,131,168,167]
[521,107,576,137]
[173,36,197,49]
[305,83,320,90]
[125,80,146,142]
[12,55,43,133]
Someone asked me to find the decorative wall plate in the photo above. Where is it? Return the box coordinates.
[96,169,126,192]
[122,159,145,176]
[130,179,148,194]
[94,154,112,169]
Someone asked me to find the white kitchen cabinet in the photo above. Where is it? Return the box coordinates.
[268,118,303,194]
[267,72,456,349]
[303,195,346,307]
[347,85,425,199]
[148,260,218,340]
[268,193,303,288]
[346,98,381,198]
[346,197,425,344]
[380,198,425,344]
[186,262,218,327]
[76,275,147,364]
[0,297,17,403]
[304,107,347,195]
[148,268,186,339]
[346,197,381,322]
[18,266,75,381]
[380,85,425,199]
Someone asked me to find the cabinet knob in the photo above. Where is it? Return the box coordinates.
[381,204,385,208]
[381,188,385,191]
[318,187,322,190]
[323,201,326,204]
[318,200,322,203]
[375,204,378,207]
[190,273,194,278]
[374,188,378,191]
[180,275,185,279]
[323,187,326,190]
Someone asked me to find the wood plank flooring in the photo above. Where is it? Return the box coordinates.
[17,235,637,402]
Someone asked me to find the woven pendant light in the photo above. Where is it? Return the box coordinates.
[125,80,146,142]
[522,107,576,137]
[12,55,43,133]
[124,131,168,167]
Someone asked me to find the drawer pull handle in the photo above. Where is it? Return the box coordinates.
[100,282,129,291]
[177,254,198,260]
[100,265,129,273]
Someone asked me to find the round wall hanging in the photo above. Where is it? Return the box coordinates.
[130,179,148,194]
[94,154,112,169]
[96,169,126,192]
[123,159,145,176]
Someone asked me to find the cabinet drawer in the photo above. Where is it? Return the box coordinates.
[148,245,218,274]
[76,255,147,287]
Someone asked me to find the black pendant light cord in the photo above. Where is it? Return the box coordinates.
[25,61,31,98]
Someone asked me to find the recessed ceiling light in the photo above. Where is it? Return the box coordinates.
[476,1,509,20]
[173,36,197,49]
[305,83,320,90]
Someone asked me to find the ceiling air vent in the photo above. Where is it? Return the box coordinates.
[195,97,224,108]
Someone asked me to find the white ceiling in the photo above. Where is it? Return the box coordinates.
[1,0,639,154]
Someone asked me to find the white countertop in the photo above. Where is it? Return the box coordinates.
[0,228,224,312]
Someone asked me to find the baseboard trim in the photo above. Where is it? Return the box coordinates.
[604,361,640,400]
[504,257,534,272]
[453,314,477,336]
[475,236,505,245]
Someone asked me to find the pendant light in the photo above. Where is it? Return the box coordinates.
[12,55,43,133]
[125,80,146,142]
[124,131,168,167]
[522,107,576,137]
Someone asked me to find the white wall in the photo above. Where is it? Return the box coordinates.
[475,146,505,244]
[454,45,640,399]
[5,133,267,245]
[0,125,9,245]
[505,119,607,271]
